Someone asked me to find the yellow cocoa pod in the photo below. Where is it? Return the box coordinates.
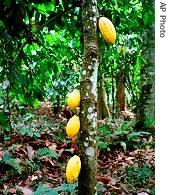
[66,115,80,139]
[98,17,116,44]
[67,89,80,110]
[66,155,81,184]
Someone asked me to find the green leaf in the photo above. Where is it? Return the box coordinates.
[0,176,8,184]
[33,3,55,14]
[23,113,35,122]
[3,152,11,161]
[97,141,109,150]
[34,131,41,138]
[0,111,8,128]
[3,153,21,174]
[27,129,34,137]
[33,99,39,109]
[143,13,149,25]
[37,147,58,158]
[58,182,78,193]
[19,126,28,135]
[120,141,127,152]
[34,185,59,195]
[127,131,151,140]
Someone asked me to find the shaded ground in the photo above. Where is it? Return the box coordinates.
[0,101,155,194]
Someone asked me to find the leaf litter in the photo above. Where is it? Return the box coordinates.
[0,101,155,194]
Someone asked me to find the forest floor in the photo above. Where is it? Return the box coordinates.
[0,101,155,195]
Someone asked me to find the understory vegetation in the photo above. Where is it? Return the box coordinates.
[0,102,154,194]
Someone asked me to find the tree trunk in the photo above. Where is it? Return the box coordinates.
[135,0,155,129]
[78,0,99,194]
[97,78,111,119]
[111,68,115,118]
[116,70,125,113]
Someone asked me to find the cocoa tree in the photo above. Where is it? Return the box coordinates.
[78,0,99,194]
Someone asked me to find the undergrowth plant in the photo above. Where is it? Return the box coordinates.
[0,151,21,175]
[97,118,151,151]
[119,162,155,194]
[34,182,78,195]
[126,163,153,187]
[37,147,58,158]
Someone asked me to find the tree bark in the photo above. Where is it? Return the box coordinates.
[111,68,115,118]
[78,0,99,194]
[116,70,125,113]
[97,78,111,119]
[135,0,155,129]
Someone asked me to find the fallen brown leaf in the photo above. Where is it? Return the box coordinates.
[27,145,35,158]
[137,192,149,195]
[125,156,134,164]
[98,175,114,185]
